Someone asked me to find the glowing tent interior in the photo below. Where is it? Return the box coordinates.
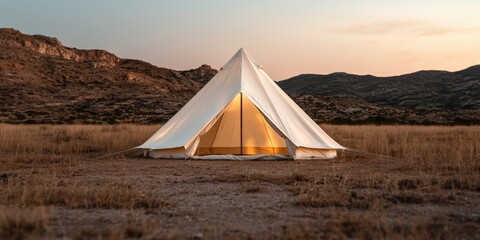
[137,48,345,160]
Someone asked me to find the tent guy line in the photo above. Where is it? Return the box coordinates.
[137,48,344,160]
[86,48,403,161]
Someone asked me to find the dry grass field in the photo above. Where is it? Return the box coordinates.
[0,124,479,239]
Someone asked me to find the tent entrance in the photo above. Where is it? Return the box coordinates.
[196,93,288,156]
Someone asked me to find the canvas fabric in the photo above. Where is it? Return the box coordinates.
[138,49,345,159]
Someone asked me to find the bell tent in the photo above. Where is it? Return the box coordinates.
[138,48,345,160]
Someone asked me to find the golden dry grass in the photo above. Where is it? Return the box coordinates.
[0,124,156,163]
[327,125,480,171]
[0,124,479,239]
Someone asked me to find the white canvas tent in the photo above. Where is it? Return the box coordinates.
[137,48,345,160]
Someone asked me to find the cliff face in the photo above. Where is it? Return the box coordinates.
[0,28,119,65]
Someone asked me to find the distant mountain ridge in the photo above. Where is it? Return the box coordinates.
[0,28,478,124]
[279,66,479,110]
[278,66,480,124]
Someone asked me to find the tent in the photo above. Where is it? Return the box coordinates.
[137,48,345,160]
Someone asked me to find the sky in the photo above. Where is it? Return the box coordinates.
[1,0,479,80]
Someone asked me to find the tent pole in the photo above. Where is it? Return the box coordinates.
[240,93,243,155]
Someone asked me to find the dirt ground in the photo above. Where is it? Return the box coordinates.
[0,125,479,239]
[1,156,478,239]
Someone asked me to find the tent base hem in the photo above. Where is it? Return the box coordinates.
[144,148,338,160]
[191,154,291,160]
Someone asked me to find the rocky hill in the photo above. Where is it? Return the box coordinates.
[279,68,480,124]
[1,28,478,124]
[0,28,217,124]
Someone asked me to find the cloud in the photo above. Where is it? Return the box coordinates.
[332,20,479,37]
[413,26,480,37]
[332,20,424,35]
[445,53,472,60]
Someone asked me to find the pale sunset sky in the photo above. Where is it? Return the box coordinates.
[1,0,479,80]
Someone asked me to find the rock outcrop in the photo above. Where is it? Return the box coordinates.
[0,28,119,66]
[181,64,217,83]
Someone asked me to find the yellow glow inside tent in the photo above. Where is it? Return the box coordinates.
[197,93,288,155]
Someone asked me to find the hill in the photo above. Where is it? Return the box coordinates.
[278,67,480,124]
[0,28,216,124]
[1,28,478,124]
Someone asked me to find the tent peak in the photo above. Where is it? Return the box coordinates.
[221,47,261,71]
[235,47,248,57]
